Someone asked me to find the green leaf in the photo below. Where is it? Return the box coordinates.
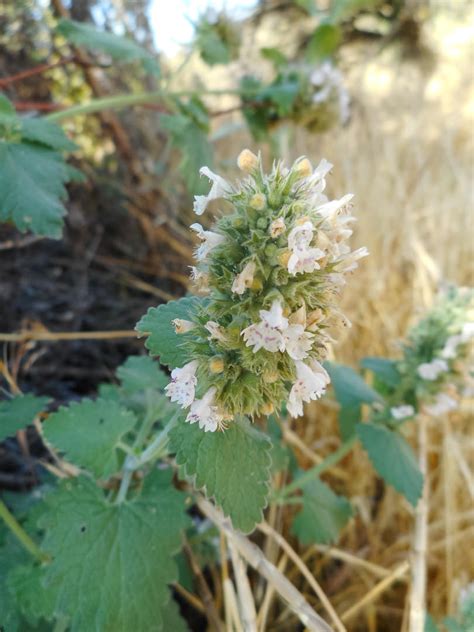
[291,477,353,545]
[169,417,272,533]
[116,355,169,393]
[0,394,50,442]
[330,0,380,22]
[161,596,189,632]
[260,47,287,68]
[160,105,213,191]
[57,19,160,75]
[424,614,440,632]
[43,399,137,479]
[360,357,401,388]
[0,141,74,238]
[325,362,382,439]
[8,562,56,626]
[136,297,202,368]
[38,470,189,631]
[357,423,423,506]
[20,118,76,151]
[263,80,300,115]
[306,23,342,61]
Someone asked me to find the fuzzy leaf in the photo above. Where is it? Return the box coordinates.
[8,561,56,626]
[20,118,76,151]
[57,19,160,75]
[136,297,202,368]
[0,394,50,442]
[291,477,353,545]
[169,418,272,533]
[357,423,423,506]
[360,357,401,388]
[38,470,189,631]
[325,362,382,439]
[116,355,169,393]
[0,141,73,238]
[43,399,137,478]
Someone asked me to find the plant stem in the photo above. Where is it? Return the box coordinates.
[0,498,49,562]
[115,410,181,503]
[276,435,357,499]
[45,87,259,123]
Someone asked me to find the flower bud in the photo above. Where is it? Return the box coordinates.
[237,149,259,173]
[250,193,266,210]
[209,357,225,374]
[172,319,195,334]
[256,217,268,229]
[278,250,291,267]
[269,218,286,238]
[295,157,312,178]
[261,401,274,415]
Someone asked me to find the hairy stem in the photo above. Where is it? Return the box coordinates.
[0,498,49,562]
[276,435,357,500]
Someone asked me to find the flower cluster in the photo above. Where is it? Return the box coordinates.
[165,150,367,431]
[387,288,474,421]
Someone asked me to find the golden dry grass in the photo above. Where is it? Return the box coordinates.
[204,10,474,632]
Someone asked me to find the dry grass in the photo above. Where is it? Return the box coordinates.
[199,8,473,631]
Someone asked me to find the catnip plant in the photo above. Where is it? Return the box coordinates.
[139,149,368,431]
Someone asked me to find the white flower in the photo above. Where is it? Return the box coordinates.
[241,300,288,353]
[317,194,354,219]
[190,223,226,261]
[205,321,227,342]
[287,359,330,417]
[193,167,231,215]
[165,360,199,408]
[424,392,458,417]
[269,218,286,238]
[284,324,314,360]
[441,334,462,359]
[287,222,325,276]
[417,358,448,381]
[186,387,223,432]
[390,405,415,420]
[231,261,256,295]
[172,319,195,334]
[337,246,369,273]
[461,322,474,342]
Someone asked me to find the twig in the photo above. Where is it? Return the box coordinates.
[257,521,346,632]
[0,330,138,342]
[173,582,206,614]
[0,235,44,251]
[196,496,333,632]
[340,561,409,623]
[183,540,224,631]
[409,415,429,632]
[228,540,258,631]
[0,57,75,87]
[307,544,398,580]
[257,554,288,631]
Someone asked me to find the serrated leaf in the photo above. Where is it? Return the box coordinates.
[20,118,76,151]
[306,23,342,61]
[43,399,137,478]
[357,423,423,506]
[0,394,50,442]
[57,19,160,75]
[361,357,401,388]
[8,562,56,626]
[117,355,169,393]
[291,477,353,545]
[169,418,272,533]
[0,142,74,238]
[38,470,189,631]
[136,297,202,368]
